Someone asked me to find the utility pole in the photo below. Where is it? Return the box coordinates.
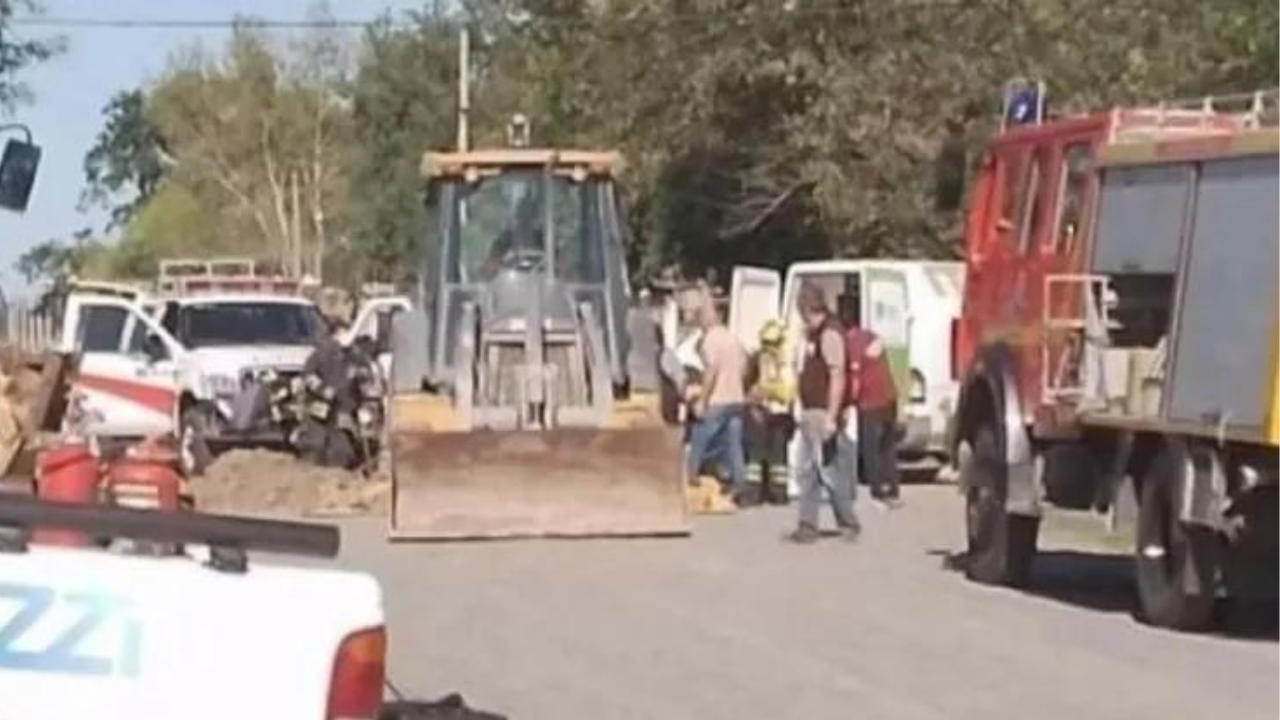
[457,26,470,153]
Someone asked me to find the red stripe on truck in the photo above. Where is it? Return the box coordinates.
[76,375,176,415]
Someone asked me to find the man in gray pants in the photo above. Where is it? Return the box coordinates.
[789,283,860,543]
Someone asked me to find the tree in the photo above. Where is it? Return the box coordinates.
[343,9,467,282]
[0,0,61,112]
[68,0,1278,288]
[144,22,352,276]
[15,228,99,284]
[81,89,170,228]
[478,0,1280,281]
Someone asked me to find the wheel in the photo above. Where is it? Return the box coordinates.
[1135,439,1218,631]
[179,407,215,477]
[964,425,1039,587]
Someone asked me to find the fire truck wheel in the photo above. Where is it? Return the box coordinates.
[179,408,215,477]
[964,425,1039,587]
[1135,440,1218,631]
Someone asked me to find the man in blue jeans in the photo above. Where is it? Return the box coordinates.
[790,282,860,543]
[684,294,748,502]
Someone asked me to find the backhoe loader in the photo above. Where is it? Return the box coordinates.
[386,148,688,539]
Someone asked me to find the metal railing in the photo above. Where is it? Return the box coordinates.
[155,257,319,298]
[1109,89,1280,143]
[1042,274,1116,406]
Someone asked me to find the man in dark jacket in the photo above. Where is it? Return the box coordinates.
[789,282,860,543]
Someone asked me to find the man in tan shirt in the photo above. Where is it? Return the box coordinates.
[685,290,749,499]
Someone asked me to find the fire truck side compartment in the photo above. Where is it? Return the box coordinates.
[1089,151,1278,439]
[1165,155,1278,432]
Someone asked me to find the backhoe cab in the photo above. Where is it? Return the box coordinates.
[387,149,687,540]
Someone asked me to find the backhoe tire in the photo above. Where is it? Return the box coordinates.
[964,425,1039,588]
[1135,439,1218,632]
[179,407,215,477]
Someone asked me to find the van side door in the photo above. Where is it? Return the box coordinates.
[864,267,912,412]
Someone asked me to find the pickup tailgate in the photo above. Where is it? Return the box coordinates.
[0,545,383,719]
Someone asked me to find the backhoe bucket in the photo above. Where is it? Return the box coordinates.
[389,425,689,540]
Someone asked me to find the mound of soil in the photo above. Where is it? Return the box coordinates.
[192,448,389,519]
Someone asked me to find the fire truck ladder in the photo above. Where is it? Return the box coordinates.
[1042,274,1119,409]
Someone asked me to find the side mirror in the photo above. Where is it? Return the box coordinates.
[0,138,41,213]
[143,333,167,363]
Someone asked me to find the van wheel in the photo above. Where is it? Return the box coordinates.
[179,408,215,477]
[964,425,1039,587]
[1135,439,1218,631]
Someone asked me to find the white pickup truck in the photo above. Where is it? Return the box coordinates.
[0,495,387,719]
[57,288,408,475]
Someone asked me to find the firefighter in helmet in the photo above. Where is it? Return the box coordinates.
[744,318,795,505]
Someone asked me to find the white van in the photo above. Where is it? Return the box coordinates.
[730,259,964,467]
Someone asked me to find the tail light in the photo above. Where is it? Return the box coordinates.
[326,627,386,720]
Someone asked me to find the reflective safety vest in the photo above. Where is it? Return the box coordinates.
[754,345,795,414]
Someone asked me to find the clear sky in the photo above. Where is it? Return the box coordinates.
[0,0,424,296]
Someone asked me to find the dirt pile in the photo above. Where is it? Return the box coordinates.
[192,449,389,519]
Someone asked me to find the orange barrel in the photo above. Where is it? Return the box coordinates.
[104,445,187,556]
[34,442,102,546]
[105,455,184,512]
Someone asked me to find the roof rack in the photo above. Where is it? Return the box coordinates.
[1109,89,1279,144]
[67,277,149,301]
[156,257,319,298]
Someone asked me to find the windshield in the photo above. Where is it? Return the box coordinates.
[449,170,603,283]
[177,302,326,348]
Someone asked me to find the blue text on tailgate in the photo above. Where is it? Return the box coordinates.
[0,583,140,677]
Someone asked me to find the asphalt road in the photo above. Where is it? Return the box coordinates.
[333,485,1278,720]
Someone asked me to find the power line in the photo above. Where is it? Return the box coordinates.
[8,3,967,31]
[9,17,384,29]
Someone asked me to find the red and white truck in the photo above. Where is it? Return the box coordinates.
[948,84,1278,630]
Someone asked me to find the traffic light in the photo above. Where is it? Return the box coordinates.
[0,138,42,213]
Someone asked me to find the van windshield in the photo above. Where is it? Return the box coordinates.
[177,302,326,348]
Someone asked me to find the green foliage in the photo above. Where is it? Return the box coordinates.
[14,229,99,284]
[39,0,1279,288]
[0,0,62,112]
[343,10,463,283]
[476,0,1279,280]
[81,89,169,227]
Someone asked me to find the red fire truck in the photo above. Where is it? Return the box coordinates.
[949,84,1278,631]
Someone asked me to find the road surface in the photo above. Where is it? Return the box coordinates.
[331,485,1277,720]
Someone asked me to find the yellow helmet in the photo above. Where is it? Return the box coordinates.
[758,319,784,346]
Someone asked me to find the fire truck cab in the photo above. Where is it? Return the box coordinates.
[951,84,1278,631]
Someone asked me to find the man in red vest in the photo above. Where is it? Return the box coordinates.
[846,323,902,508]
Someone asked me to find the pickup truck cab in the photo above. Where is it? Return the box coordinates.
[0,496,386,719]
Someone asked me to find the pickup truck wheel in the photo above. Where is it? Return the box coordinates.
[179,408,215,477]
[1135,440,1218,631]
[964,425,1039,588]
